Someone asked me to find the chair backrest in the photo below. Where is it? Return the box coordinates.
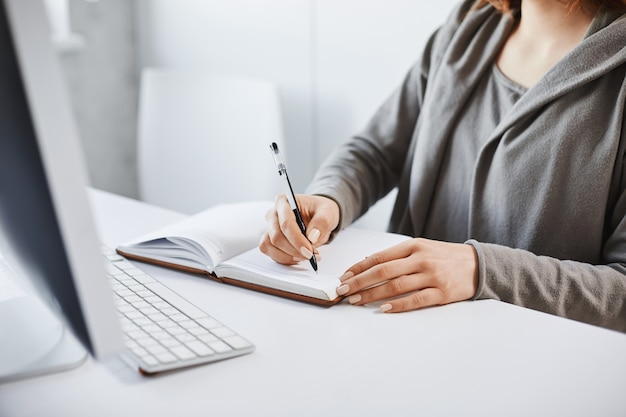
[137,68,285,214]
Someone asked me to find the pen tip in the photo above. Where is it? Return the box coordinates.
[270,142,278,153]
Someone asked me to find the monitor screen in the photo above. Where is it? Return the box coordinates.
[0,0,122,381]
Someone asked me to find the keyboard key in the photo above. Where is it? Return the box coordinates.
[165,326,187,337]
[116,288,133,298]
[196,317,221,329]
[187,341,215,357]
[137,336,160,348]
[222,336,252,350]
[155,352,178,364]
[170,346,196,361]
[131,346,149,358]
[169,313,189,323]
[187,326,210,337]
[198,334,219,344]
[208,341,232,353]
[146,312,168,323]
[175,333,197,344]
[142,356,159,367]
[159,337,182,349]
[146,344,168,356]
[132,317,153,327]
[211,326,235,338]
[178,320,198,329]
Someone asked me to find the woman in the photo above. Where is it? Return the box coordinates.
[260,0,626,331]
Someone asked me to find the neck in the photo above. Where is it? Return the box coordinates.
[495,0,597,88]
[516,0,595,46]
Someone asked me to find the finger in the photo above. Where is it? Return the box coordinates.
[258,232,298,265]
[338,251,422,296]
[347,274,427,306]
[299,196,339,247]
[380,288,444,313]
[264,203,299,258]
[342,241,416,280]
[275,195,314,260]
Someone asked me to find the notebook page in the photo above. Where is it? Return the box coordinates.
[217,228,411,300]
[120,201,273,269]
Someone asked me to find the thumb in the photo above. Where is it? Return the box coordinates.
[304,197,340,247]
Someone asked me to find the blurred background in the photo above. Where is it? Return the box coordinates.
[47,0,457,228]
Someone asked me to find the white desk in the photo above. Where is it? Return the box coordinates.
[2,189,626,417]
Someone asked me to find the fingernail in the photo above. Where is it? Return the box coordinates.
[337,284,350,295]
[348,294,361,304]
[380,303,393,312]
[340,271,354,282]
[308,228,321,244]
[300,246,313,259]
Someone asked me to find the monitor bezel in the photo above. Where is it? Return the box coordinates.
[0,0,122,369]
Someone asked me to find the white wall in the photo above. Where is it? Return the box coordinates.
[134,0,457,228]
[314,1,456,159]
[60,0,139,198]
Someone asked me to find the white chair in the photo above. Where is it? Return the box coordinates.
[137,68,285,214]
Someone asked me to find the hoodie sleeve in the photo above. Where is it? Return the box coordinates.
[468,130,626,332]
[305,0,477,229]
[468,240,626,332]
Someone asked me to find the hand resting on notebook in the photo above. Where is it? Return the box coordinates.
[259,193,479,313]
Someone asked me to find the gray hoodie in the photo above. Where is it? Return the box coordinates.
[307,1,626,331]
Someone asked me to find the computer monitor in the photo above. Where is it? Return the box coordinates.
[0,0,123,381]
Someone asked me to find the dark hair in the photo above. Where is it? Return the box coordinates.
[477,0,626,13]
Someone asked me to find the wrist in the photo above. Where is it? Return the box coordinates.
[464,240,485,300]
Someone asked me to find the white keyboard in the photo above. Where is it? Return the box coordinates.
[102,247,254,375]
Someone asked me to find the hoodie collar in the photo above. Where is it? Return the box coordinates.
[491,7,626,141]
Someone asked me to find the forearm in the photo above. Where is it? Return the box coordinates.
[468,240,626,332]
[306,136,400,228]
[306,55,429,228]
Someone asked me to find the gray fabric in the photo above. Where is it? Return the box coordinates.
[423,65,527,243]
[306,0,626,331]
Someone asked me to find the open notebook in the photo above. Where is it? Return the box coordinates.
[116,201,410,306]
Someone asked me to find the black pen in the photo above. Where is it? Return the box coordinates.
[269,142,318,272]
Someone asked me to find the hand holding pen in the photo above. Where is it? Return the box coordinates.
[259,191,341,269]
[269,142,318,272]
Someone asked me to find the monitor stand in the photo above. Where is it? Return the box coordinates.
[0,290,87,383]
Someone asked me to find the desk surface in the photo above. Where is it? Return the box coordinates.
[2,189,626,417]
